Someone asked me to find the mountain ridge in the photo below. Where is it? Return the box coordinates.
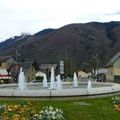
[0,21,120,73]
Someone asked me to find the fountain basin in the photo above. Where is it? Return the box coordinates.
[0,82,120,98]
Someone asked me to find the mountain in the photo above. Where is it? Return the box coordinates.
[34,28,55,37]
[0,29,55,51]
[0,21,120,73]
[0,33,31,50]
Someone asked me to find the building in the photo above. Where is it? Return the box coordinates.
[0,56,16,69]
[0,56,15,83]
[78,70,89,78]
[105,52,120,83]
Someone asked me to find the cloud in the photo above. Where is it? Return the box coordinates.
[98,10,120,22]
[114,10,120,15]
[0,0,120,41]
[104,10,120,16]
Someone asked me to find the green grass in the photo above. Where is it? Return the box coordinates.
[0,96,120,120]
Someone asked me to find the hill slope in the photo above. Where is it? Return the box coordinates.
[0,21,120,72]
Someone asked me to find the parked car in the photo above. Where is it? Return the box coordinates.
[96,73,106,82]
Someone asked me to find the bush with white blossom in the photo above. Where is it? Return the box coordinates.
[112,96,120,104]
[39,106,65,120]
[112,96,120,112]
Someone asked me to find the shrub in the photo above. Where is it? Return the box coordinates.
[39,106,65,120]
[112,96,120,112]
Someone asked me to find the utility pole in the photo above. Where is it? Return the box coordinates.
[16,49,18,65]
[15,49,20,65]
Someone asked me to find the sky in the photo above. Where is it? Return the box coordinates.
[0,0,120,42]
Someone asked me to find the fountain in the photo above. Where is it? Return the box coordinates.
[73,72,78,87]
[50,67,56,89]
[42,73,48,88]
[87,79,92,89]
[56,75,62,90]
[18,68,26,90]
[0,67,120,98]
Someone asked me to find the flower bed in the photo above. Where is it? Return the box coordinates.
[0,102,65,120]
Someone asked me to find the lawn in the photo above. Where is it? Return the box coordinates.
[0,95,120,120]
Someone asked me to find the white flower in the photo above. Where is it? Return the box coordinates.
[49,106,53,110]
[52,111,56,116]
[52,115,56,119]
[39,106,65,120]
[56,108,59,112]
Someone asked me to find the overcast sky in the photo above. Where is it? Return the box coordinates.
[0,0,120,42]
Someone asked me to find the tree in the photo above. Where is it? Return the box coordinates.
[32,60,39,71]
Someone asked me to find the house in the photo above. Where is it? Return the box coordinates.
[0,56,16,69]
[105,52,120,83]
[78,70,90,78]
[0,56,15,83]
